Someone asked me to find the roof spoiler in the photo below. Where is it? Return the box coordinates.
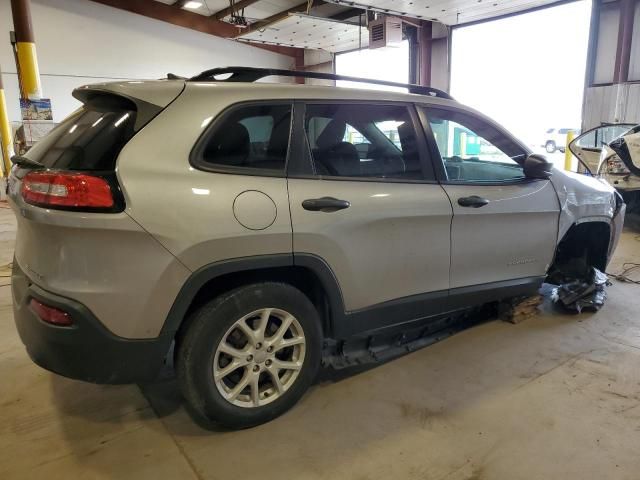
[72,82,186,130]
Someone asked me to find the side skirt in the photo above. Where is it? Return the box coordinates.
[324,276,544,368]
[323,305,495,370]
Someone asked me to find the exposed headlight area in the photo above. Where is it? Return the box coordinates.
[606,155,631,175]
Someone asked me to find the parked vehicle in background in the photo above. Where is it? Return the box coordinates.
[570,123,640,211]
[8,67,626,429]
[543,127,580,153]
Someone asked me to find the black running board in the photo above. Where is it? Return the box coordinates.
[322,307,492,369]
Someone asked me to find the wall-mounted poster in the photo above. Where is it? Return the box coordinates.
[19,98,55,150]
[20,98,53,121]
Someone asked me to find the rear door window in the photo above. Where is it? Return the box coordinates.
[21,97,139,171]
[194,104,292,174]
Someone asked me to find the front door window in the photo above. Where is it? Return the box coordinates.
[422,107,527,183]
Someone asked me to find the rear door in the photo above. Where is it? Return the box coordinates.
[287,102,453,334]
[419,105,559,290]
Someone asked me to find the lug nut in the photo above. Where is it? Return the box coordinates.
[265,359,272,367]
[253,365,260,372]
[256,342,262,349]
[246,355,253,362]
[266,346,274,353]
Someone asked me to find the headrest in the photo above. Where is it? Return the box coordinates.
[316,119,347,150]
[212,122,250,165]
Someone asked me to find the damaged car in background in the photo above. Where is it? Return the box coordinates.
[569,123,640,211]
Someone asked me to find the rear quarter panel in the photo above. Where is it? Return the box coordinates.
[117,83,293,272]
[9,192,191,339]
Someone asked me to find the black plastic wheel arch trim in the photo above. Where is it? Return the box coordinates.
[161,253,544,341]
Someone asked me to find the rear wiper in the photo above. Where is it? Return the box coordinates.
[11,155,44,169]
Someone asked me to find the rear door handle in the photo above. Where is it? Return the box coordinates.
[457,195,490,208]
[302,197,351,212]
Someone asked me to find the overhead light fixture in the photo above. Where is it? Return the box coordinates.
[183,1,203,9]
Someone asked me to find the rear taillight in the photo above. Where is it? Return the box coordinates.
[21,171,114,209]
[606,156,631,175]
[29,298,73,326]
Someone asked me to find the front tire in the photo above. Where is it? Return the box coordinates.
[176,282,322,429]
[545,141,556,153]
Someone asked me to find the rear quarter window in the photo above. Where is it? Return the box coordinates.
[192,104,292,174]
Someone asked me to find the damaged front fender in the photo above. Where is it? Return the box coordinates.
[549,168,618,242]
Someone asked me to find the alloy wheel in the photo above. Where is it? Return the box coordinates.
[213,308,306,408]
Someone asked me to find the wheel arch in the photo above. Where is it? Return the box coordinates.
[163,254,346,342]
[549,220,612,273]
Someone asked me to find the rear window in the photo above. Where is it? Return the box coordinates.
[22,97,139,171]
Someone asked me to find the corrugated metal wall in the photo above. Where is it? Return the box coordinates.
[582,83,640,130]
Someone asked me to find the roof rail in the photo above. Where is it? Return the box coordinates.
[189,67,453,100]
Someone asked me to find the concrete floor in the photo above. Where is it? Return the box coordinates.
[1,206,640,480]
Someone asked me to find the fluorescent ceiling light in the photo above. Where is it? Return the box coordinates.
[183,1,203,9]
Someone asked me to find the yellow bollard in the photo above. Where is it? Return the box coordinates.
[564,130,575,171]
[11,0,43,100]
[0,68,14,177]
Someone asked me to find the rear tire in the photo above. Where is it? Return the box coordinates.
[176,282,322,429]
[545,141,556,153]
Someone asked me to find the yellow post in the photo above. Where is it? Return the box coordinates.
[11,0,42,100]
[0,67,14,177]
[564,130,575,171]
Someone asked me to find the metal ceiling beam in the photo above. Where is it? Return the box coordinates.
[235,0,326,37]
[87,0,300,56]
[212,0,262,20]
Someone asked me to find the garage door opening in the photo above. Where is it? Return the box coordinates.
[451,0,592,161]
[335,41,410,92]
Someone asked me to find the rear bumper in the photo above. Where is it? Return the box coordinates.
[11,261,172,384]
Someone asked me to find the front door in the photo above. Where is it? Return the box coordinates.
[287,102,452,335]
[419,106,560,290]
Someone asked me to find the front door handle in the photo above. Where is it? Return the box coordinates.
[302,197,351,212]
[457,195,490,208]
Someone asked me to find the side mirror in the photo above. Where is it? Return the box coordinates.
[523,153,553,179]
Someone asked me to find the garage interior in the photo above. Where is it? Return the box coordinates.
[1,0,640,478]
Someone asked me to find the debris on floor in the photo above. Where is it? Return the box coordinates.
[545,258,612,313]
[499,295,543,324]
[608,262,640,285]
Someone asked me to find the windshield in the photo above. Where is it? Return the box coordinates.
[575,124,636,150]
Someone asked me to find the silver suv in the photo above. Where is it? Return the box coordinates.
[8,68,626,429]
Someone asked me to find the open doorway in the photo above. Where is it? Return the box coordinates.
[451,1,592,166]
[335,41,410,92]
